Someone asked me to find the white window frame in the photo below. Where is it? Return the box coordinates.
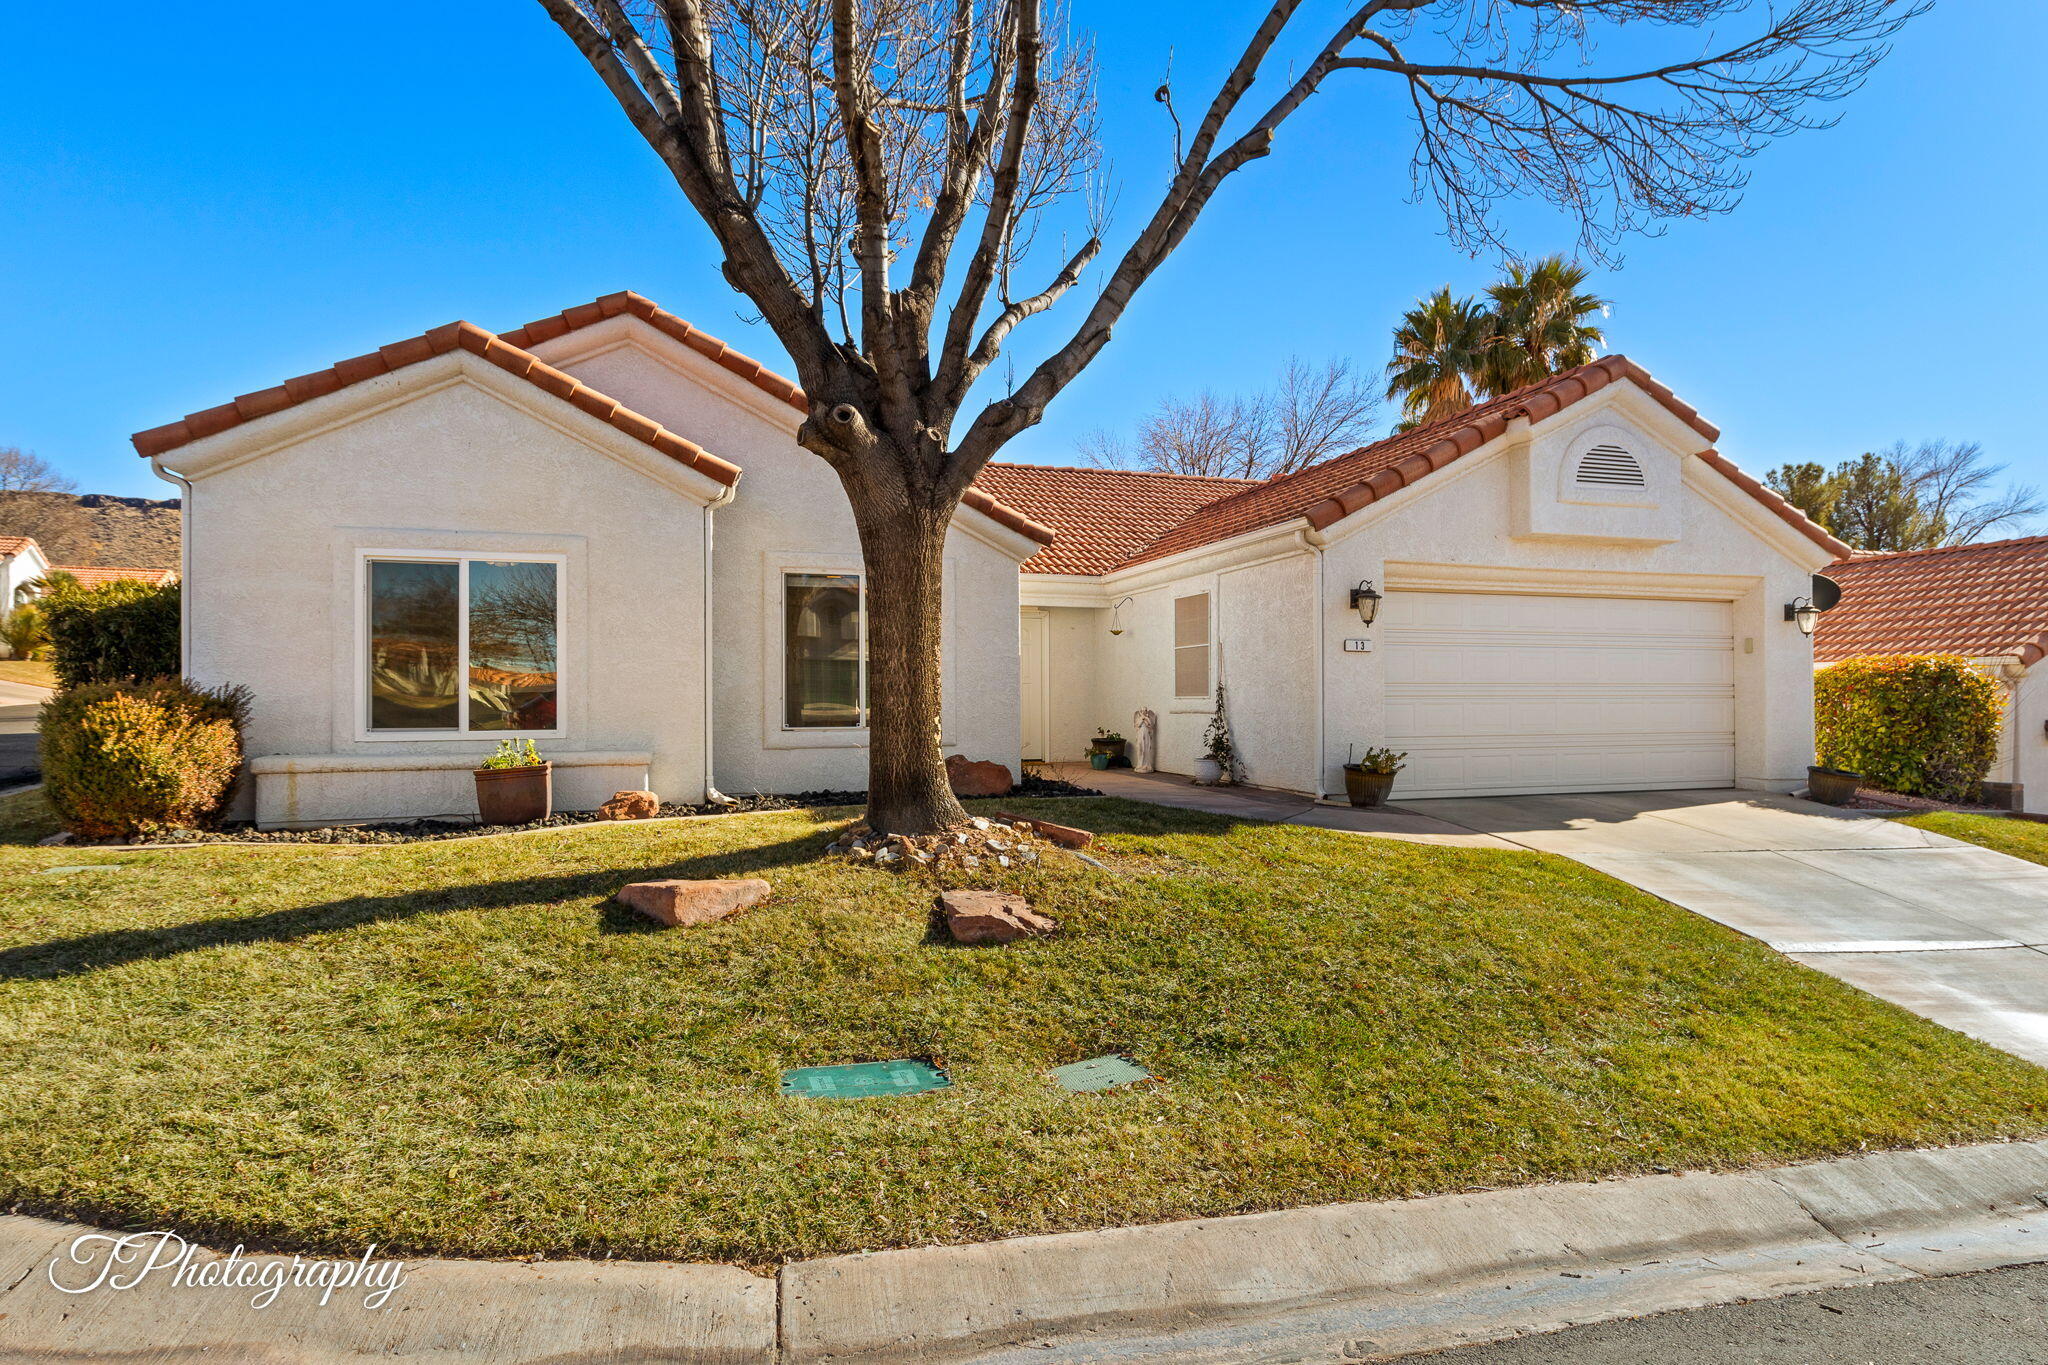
[354,549,567,743]
[1172,590,1214,702]
[776,566,869,734]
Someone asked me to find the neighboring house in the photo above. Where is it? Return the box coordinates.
[132,292,1051,829]
[0,536,53,608]
[1815,536,2048,812]
[47,564,180,589]
[982,358,1850,799]
[134,292,1844,826]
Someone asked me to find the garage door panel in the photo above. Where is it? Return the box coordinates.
[1383,590,1734,799]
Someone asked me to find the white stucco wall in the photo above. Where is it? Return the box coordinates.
[1988,664,2048,813]
[167,354,716,826]
[527,319,1029,794]
[2,541,52,617]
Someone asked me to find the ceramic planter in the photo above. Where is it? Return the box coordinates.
[1192,757,1223,784]
[1806,765,1861,807]
[475,762,553,826]
[1342,765,1397,808]
[1088,751,1111,771]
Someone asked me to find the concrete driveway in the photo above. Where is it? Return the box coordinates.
[0,678,48,787]
[1398,789,2048,1066]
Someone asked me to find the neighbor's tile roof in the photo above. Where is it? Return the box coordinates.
[131,319,741,487]
[972,464,1260,574]
[51,564,180,588]
[1815,535,2048,665]
[0,536,37,560]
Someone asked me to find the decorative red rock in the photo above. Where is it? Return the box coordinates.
[938,889,1059,945]
[597,790,660,821]
[617,878,771,928]
[994,811,1094,849]
[945,754,1014,798]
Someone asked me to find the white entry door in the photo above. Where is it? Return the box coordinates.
[1019,610,1049,762]
[1382,590,1735,799]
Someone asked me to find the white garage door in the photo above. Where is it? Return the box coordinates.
[1382,591,1735,799]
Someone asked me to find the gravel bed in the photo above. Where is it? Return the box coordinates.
[110,774,1102,846]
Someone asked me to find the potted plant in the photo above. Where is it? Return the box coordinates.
[1342,746,1407,807]
[1089,749,1112,771]
[1194,684,1240,785]
[475,738,551,826]
[1088,728,1128,763]
[1806,764,1861,807]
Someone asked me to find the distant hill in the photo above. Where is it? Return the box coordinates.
[0,492,181,570]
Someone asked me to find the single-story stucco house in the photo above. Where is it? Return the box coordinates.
[1816,536,2048,813]
[132,291,1850,827]
[1,536,53,609]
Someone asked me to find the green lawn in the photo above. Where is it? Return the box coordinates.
[0,658,56,689]
[4,791,2048,1270]
[1905,811,2048,866]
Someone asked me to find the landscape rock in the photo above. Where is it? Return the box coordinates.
[945,754,1014,798]
[996,811,1094,849]
[617,877,771,928]
[938,889,1059,945]
[596,790,662,821]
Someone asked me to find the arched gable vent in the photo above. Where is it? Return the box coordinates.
[1574,442,1646,488]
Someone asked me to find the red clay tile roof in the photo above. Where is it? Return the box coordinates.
[1815,535,2048,665]
[1127,356,1849,568]
[499,291,808,413]
[0,536,38,560]
[131,319,740,487]
[51,565,180,588]
[972,464,1259,574]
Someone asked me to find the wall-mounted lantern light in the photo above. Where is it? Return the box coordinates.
[1785,571,1841,638]
[1108,596,1135,635]
[1349,580,1382,626]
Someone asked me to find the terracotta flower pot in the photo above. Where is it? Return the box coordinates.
[475,762,553,826]
[1342,765,1397,808]
[1807,765,1861,807]
[1089,738,1127,760]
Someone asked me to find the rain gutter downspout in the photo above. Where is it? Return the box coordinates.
[703,477,740,805]
[1306,524,1330,802]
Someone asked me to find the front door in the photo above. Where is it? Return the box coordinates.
[1019,610,1049,762]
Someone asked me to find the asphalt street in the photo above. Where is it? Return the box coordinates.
[1406,1260,2048,1364]
[0,678,44,786]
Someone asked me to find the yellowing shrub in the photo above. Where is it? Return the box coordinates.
[1814,653,2001,802]
[39,679,251,838]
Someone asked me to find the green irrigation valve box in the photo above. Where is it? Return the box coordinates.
[779,1059,952,1099]
[1051,1054,1153,1093]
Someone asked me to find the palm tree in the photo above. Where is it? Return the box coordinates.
[1384,289,1494,430]
[1479,255,1609,397]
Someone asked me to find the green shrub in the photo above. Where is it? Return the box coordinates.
[39,580,180,689]
[39,679,251,838]
[1,602,49,660]
[1814,653,2002,801]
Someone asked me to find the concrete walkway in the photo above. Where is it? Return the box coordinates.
[1055,768,2048,1068]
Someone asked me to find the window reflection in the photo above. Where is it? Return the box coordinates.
[369,560,459,730]
[784,572,863,727]
[469,560,559,732]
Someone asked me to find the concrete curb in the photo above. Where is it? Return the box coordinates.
[7,1140,2048,1362]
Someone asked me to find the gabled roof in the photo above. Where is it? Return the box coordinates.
[973,464,1258,574]
[0,536,39,560]
[499,291,808,413]
[983,356,1850,574]
[131,319,741,487]
[1816,535,2048,665]
[50,564,180,589]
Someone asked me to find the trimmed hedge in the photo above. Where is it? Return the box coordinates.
[1814,653,2002,801]
[40,678,251,838]
[39,580,180,689]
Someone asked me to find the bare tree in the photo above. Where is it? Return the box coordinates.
[1083,357,1379,480]
[1890,439,2043,545]
[540,0,1924,834]
[0,446,92,562]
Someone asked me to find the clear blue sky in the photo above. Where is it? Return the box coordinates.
[3,2,2042,501]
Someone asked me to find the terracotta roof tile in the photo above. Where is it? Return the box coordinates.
[1815,535,2048,665]
[498,290,810,413]
[971,464,1260,574]
[50,565,180,588]
[0,536,38,559]
[132,319,741,488]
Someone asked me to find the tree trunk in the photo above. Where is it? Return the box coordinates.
[849,496,970,835]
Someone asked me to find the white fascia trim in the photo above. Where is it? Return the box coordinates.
[151,351,737,507]
[527,316,809,437]
[951,506,1047,562]
[1383,560,1763,601]
[1096,523,1319,592]
[1681,459,1839,572]
[1019,573,1113,608]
